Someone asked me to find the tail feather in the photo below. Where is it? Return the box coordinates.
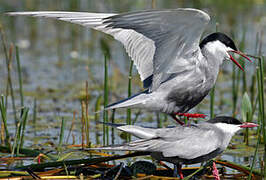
[90,139,154,152]
[105,90,149,110]
[98,122,157,139]
[117,125,157,139]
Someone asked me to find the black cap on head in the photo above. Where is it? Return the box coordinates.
[200,32,237,51]
[207,116,242,125]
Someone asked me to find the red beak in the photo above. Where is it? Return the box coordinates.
[228,50,252,71]
[240,122,258,128]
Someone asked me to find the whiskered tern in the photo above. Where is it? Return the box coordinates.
[90,116,258,179]
[6,9,252,123]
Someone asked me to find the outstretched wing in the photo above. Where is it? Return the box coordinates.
[105,8,210,90]
[6,11,155,83]
[7,9,210,90]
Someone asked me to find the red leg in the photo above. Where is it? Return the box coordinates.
[171,114,185,125]
[176,113,206,119]
[177,164,184,179]
[212,162,220,180]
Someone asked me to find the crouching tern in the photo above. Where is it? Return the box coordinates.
[90,116,258,179]
[7,9,252,123]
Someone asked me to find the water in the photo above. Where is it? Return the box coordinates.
[0,0,265,174]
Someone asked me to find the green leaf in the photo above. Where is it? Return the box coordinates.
[241,92,252,122]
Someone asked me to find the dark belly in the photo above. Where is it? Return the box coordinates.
[151,148,223,165]
[166,87,210,113]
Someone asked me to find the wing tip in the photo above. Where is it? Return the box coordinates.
[117,125,134,131]
[5,12,19,16]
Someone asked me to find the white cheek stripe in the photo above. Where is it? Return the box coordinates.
[214,123,241,134]
[204,40,229,65]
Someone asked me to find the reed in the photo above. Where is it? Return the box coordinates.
[12,119,21,157]
[81,101,85,148]
[209,23,219,118]
[103,54,109,145]
[151,0,156,9]
[257,57,265,169]
[241,92,252,145]
[132,110,141,125]
[100,37,111,146]
[0,26,18,124]
[58,117,65,153]
[232,66,241,116]
[7,45,18,124]
[66,111,76,144]
[94,96,102,145]
[250,74,256,109]
[15,46,24,107]
[126,61,133,141]
[0,95,10,146]
[111,109,116,145]
[81,100,90,147]
[209,87,215,118]
[19,107,29,149]
[33,98,37,133]
[14,107,29,156]
[239,30,247,94]
[11,108,29,156]
[156,113,162,128]
[0,25,9,109]
[256,34,265,177]
[85,81,90,147]
[248,126,261,180]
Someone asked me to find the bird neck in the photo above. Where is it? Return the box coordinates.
[196,50,219,87]
[214,123,241,149]
[199,41,227,85]
[200,41,226,68]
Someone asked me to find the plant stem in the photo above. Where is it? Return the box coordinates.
[15,46,24,107]
[0,95,10,146]
[18,107,29,151]
[95,96,102,145]
[103,54,109,145]
[126,61,133,141]
[58,117,65,154]
[248,126,261,180]
[210,86,215,118]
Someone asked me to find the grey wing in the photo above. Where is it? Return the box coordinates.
[157,128,222,159]
[118,125,222,159]
[6,11,155,82]
[105,8,210,90]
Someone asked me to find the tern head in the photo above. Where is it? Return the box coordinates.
[200,32,252,70]
[207,116,258,135]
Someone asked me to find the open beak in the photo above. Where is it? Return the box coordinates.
[240,122,258,128]
[228,50,252,71]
